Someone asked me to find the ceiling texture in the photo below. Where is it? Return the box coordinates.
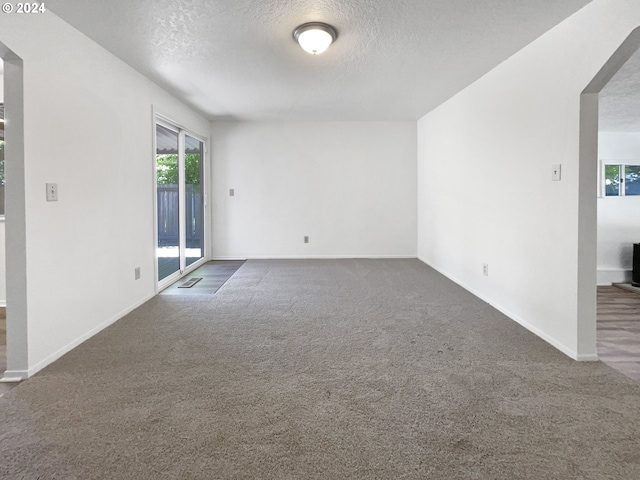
[45,0,599,122]
[600,48,640,132]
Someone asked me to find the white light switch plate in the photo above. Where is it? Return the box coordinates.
[46,183,58,201]
[552,164,561,181]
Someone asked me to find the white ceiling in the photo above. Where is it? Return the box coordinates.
[46,0,593,121]
[600,48,640,132]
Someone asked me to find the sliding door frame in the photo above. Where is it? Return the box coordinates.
[153,112,209,292]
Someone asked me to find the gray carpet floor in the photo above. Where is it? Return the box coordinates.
[1,259,639,479]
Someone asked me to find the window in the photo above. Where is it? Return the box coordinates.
[602,161,640,197]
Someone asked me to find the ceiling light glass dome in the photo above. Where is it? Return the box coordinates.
[293,23,338,55]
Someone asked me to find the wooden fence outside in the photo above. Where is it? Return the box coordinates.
[157,184,203,247]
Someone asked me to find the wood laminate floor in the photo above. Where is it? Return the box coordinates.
[597,285,640,382]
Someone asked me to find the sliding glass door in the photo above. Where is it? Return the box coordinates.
[185,135,204,267]
[156,124,181,282]
[155,120,206,286]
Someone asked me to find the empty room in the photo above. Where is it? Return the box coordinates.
[1,0,640,478]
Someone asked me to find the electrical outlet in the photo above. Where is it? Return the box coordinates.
[304,236,309,244]
[482,264,489,276]
[134,267,141,280]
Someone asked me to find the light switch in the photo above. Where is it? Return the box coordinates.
[552,164,562,181]
[46,183,58,201]
[229,188,235,197]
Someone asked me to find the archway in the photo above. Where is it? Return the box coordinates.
[578,27,640,360]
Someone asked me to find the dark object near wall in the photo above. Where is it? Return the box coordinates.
[633,243,640,287]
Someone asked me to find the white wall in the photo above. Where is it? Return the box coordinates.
[211,121,416,258]
[0,12,209,378]
[597,132,640,284]
[417,0,640,360]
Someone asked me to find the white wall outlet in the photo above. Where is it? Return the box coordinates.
[304,236,309,244]
[552,164,561,181]
[46,183,58,202]
[134,267,141,280]
[483,263,489,276]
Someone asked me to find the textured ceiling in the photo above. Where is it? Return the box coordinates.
[45,0,595,121]
[600,48,640,132]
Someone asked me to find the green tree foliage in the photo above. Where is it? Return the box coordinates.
[156,154,201,186]
[604,164,619,196]
[604,164,619,182]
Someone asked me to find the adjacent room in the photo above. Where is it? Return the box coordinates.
[1,0,640,478]
[596,45,640,380]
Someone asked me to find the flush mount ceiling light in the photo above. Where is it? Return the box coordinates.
[293,22,338,55]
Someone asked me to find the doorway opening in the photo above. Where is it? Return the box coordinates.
[0,42,28,386]
[154,117,208,290]
[0,57,6,392]
[579,27,640,377]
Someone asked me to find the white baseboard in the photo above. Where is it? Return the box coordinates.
[417,256,591,362]
[597,268,632,286]
[0,371,26,382]
[575,353,599,362]
[2,292,157,382]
